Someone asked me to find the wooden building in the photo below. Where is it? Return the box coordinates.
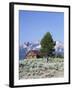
[26,50,40,59]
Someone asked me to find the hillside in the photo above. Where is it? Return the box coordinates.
[19,58,64,79]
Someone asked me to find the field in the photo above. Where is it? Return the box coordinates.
[19,58,64,79]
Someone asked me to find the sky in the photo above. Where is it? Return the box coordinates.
[19,10,64,45]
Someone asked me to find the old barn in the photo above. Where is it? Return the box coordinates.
[25,50,41,59]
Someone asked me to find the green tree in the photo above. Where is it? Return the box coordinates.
[40,32,55,57]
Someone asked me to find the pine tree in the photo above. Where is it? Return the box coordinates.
[40,32,55,57]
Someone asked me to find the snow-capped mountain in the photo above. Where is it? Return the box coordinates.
[54,41,64,56]
[19,41,64,60]
[22,41,41,51]
[55,41,64,51]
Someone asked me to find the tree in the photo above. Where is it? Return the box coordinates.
[40,32,55,58]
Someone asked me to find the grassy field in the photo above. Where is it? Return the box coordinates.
[19,58,64,79]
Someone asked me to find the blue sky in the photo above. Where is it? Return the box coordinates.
[19,10,64,45]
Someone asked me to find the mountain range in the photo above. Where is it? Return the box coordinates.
[19,41,64,60]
